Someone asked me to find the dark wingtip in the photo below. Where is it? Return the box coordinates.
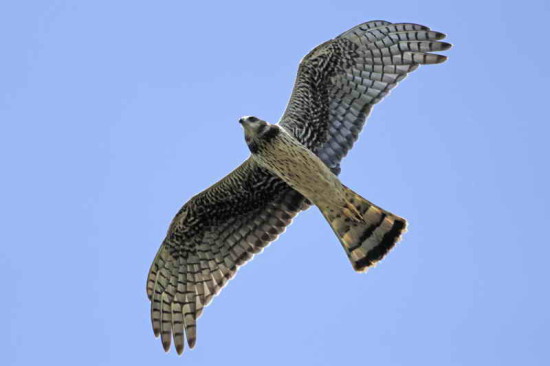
[152,326,160,338]
[434,31,447,40]
[434,54,448,64]
[162,334,171,352]
[439,41,453,51]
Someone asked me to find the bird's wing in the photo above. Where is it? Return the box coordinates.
[279,20,451,173]
[146,158,308,354]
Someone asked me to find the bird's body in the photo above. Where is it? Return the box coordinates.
[147,20,451,355]
[243,117,407,271]
[245,121,345,211]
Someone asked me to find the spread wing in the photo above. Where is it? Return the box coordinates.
[279,20,451,173]
[146,158,308,354]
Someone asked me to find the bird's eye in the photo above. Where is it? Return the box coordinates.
[248,116,258,122]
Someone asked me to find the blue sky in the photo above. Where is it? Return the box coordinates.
[2,1,549,365]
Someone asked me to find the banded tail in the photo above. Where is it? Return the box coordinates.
[321,186,407,272]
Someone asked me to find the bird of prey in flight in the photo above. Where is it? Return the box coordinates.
[147,20,450,355]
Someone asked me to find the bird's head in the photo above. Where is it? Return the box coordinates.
[239,116,279,154]
[239,116,269,140]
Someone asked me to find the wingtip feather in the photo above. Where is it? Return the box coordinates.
[433,54,448,64]
[175,338,185,355]
[434,31,447,40]
[187,335,197,349]
[439,41,452,51]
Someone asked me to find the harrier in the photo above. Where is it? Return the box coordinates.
[147,20,450,354]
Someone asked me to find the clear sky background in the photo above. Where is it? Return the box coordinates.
[2,1,549,365]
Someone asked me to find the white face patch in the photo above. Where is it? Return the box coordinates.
[240,116,268,138]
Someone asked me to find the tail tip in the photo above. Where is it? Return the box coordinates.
[352,218,407,272]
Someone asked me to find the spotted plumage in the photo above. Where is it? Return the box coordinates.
[147,20,451,355]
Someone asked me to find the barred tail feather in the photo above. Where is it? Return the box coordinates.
[321,186,407,272]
